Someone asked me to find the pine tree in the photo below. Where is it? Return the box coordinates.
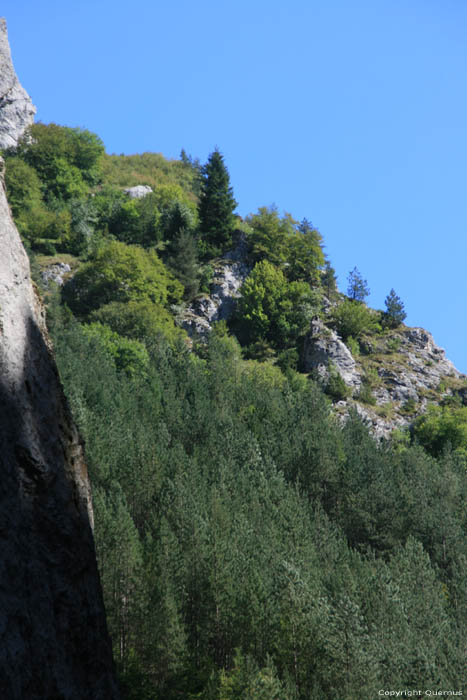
[347,267,370,301]
[321,259,338,299]
[167,228,200,301]
[383,288,406,328]
[198,148,237,258]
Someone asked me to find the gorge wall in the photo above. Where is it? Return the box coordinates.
[0,18,35,149]
[0,19,119,700]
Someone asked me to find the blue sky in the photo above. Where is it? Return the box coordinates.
[3,0,467,371]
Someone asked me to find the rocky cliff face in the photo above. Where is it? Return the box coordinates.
[180,234,250,338]
[0,18,36,150]
[304,313,466,438]
[0,45,119,700]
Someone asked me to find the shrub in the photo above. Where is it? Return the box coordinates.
[63,241,183,317]
[357,382,376,405]
[331,300,380,341]
[325,366,350,401]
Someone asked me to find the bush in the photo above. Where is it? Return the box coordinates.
[237,260,316,350]
[325,366,350,401]
[331,300,380,341]
[357,382,376,405]
[82,322,149,376]
[63,240,183,316]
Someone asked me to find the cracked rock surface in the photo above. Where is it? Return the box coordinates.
[0,18,36,150]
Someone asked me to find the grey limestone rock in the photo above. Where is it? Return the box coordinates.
[124,185,153,199]
[303,318,362,388]
[180,239,250,338]
[41,261,72,287]
[0,154,119,696]
[0,18,36,150]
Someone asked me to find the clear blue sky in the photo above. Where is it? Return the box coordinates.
[3,0,467,371]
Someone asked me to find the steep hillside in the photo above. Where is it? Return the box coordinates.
[2,34,466,697]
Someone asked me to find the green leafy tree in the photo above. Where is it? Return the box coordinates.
[237,260,315,350]
[383,288,406,328]
[198,148,237,257]
[63,240,183,316]
[4,156,43,219]
[246,205,296,266]
[14,122,104,200]
[287,219,325,284]
[331,299,380,340]
[412,404,467,459]
[82,322,150,376]
[90,299,186,346]
[347,267,370,302]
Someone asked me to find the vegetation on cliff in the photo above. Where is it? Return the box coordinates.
[4,122,467,699]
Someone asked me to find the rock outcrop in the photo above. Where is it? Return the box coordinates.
[124,185,153,199]
[303,318,362,388]
[304,313,466,439]
[0,18,36,150]
[180,235,250,338]
[41,261,72,287]
[0,149,119,699]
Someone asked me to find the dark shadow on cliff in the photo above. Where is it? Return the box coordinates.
[0,314,119,699]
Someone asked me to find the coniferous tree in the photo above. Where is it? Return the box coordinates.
[167,228,200,301]
[198,148,237,258]
[321,259,338,300]
[347,267,370,302]
[383,288,406,328]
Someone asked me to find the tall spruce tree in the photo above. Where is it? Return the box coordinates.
[198,148,237,258]
[383,288,406,328]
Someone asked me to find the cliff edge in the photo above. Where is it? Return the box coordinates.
[0,18,35,150]
[0,20,119,700]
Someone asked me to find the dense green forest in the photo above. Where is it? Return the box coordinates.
[4,123,467,698]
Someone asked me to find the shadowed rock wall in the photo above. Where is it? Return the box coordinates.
[0,153,119,695]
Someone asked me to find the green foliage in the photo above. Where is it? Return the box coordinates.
[14,122,104,200]
[356,381,376,405]
[383,288,407,328]
[198,148,237,257]
[101,151,200,198]
[82,322,149,376]
[386,335,401,353]
[245,209,325,285]
[325,366,350,402]
[24,119,467,700]
[412,404,467,459]
[90,299,186,346]
[331,299,380,340]
[63,240,183,316]
[218,651,288,700]
[345,335,360,357]
[321,259,338,300]
[237,260,316,350]
[287,218,325,284]
[165,228,200,300]
[50,315,467,699]
[246,206,296,266]
[400,397,417,415]
[347,267,370,302]
[4,156,43,219]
